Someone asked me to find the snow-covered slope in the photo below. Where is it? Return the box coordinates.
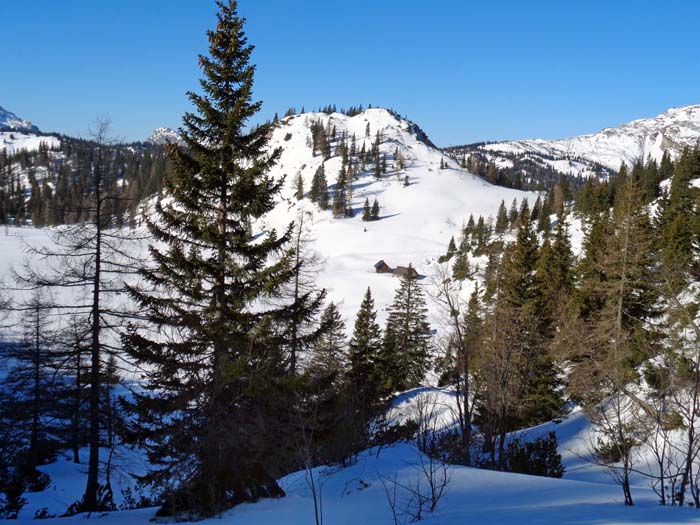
[0,105,38,133]
[16,389,698,524]
[0,105,59,154]
[146,126,183,146]
[478,104,700,175]
[262,108,535,325]
[0,132,60,155]
[0,108,533,336]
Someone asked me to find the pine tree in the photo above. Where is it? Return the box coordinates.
[500,203,562,425]
[318,167,329,210]
[509,198,519,226]
[294,172,304,201]
[379,270,431,393]
[657,147,699,287]
[310,303,346,382]
[495,200,508,234]
[347,288,383,413]
[452,245,470,281]
[531,195,542,224]
[445,236,457,260]
[362,198,371,221]
[371,198,380,220]
[122,2,319,516]
[332,167,347,216]
[374,152,382,180]
[309,164,323,203]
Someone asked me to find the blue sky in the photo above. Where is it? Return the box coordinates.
[2,0,699,146]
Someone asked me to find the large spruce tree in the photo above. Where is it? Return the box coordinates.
[379,271,432,393]
[123,1,318,516]
[347,287,383,407]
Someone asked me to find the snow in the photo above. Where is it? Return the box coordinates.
[1,108,694,523]
[145,126,183,146]
[0,106,38,134]
[481,104,700,175]
[12,438,699,524]
[263,108,536,325]
[0,131,60,155]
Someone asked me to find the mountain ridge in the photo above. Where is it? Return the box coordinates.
[0,105,39,133]
[453,104,700,178]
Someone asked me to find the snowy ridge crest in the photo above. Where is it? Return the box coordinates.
[146,127,184,146]
[480,104,700,174]
[0,105,39,133]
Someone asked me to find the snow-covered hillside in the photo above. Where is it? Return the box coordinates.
[0,106,38,134]
[13,388,699,524]
[0,105,59,154]
[262,108,535,325]
[0,132,60,155]
[1,107,533,336]
[3,107,699,524]
[476,104,700,176]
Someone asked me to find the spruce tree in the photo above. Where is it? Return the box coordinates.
[379,271,431,393]
[346,288,384,423]
[539,207,574,300]
[657,147,699,287]
[318,167,329,210]
[310,302,346,382]
[495,200,508,234]
[446,236,457,260]
[371,198,380,220]
[361,198,371,221]
[332,167,347,216]
[500,203,562,425]
[309,164,322,203]
[123,2,318,516]
[374,153,382,180]
[294,172,304,201]
[452,246,470,281]
[508,198,519,226]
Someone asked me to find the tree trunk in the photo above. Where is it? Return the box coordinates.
[73,350,81,464]
[30,304,40,469]
[84,152,103,511]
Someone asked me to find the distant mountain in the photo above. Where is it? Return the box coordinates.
[448,104,700,179]
[0,105,39,133]
[146,127,184,146]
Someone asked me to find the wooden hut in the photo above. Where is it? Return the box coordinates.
[374,260,392,273]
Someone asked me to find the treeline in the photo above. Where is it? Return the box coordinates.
[444,147,610,193]
[0,136,167,227]
[276,103,405,120]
